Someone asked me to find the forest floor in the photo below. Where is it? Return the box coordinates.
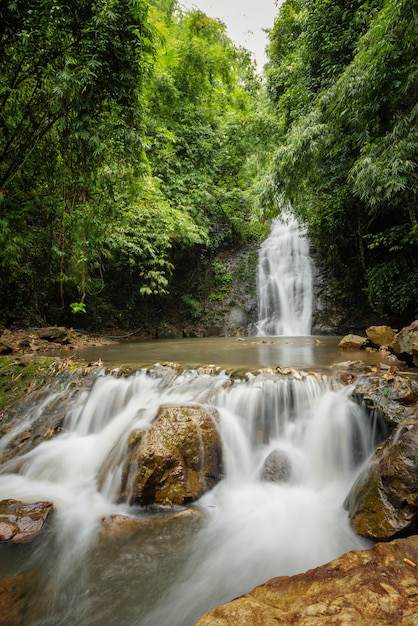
[0,326,118,357]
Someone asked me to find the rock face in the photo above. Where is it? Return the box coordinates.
[338,334,366,350]
[0,499,53,543]
[120,404,223,506]
[366,324,396,347]
[345,421,418,540]
[195,535,418,625]
[390,320,418,366]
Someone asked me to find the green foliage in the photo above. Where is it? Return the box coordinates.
[70,302,87,315]
[0,0,154,321]
[0,0,276,328]
[106,176,206,296]
[266,0,418,320]
[145,4,272,251]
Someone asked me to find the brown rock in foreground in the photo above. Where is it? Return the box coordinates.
[195,535,418,625]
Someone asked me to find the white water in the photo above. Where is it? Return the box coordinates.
[0,366,376,625]
[257,211,313,336]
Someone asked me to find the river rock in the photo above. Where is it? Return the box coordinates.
[261,449,292,483]
[389,319,418,366]
[36,326,71,343]
[100,507,205,542]
[120,404,223,506]
[345,421,418,540]
[366,324,396,347]
[338,334,366,350]
[195,535,418,625]
[351,372,418,431]
[0,499,53,543]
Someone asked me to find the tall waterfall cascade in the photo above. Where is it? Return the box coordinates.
[0,365,380,626]
[257,211,313,336]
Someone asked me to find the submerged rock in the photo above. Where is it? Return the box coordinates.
[0,572,34,626]
[195,535,418,625]
[120,404,223,506]
[0,499,53,544]
[100,507,205,542]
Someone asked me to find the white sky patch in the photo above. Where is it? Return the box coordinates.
[180,0,283,71]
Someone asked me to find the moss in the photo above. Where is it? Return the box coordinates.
[0,356,57,411]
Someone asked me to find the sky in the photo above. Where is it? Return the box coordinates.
[180,0,282,71]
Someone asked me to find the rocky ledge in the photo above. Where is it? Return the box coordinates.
[196,535,418,625]
[0,325,115,356]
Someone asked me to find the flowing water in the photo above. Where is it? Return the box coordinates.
[0,363,381,625]
[257,211,313,336]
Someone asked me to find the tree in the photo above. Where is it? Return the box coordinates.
[0,0,154,320]
[266,0,418,320]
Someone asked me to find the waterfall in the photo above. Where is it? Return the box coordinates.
[257,211,313,336]
[0,366,378,626]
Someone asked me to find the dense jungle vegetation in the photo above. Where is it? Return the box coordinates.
[0,0,417,331]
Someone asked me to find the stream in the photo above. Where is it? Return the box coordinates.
[0,338,386,625]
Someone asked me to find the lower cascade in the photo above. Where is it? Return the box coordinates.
[0,365,379,626]
[257,210,313,336]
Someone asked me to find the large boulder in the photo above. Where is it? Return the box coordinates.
[338,334,366,350]
[0,499,53,543]
[345,421,418,540]
[196,535,418,625]
[366,324,396,347]
[351,371,418,431]
[120,404,223,506]
[389,320,418,366]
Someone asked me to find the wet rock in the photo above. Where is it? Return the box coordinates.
[332,360,372,384]
[196,535,418,625]
[338,334,366,350]
[366,324,396,347]
[261,449,292,483]
[100,507,205,542]
[0,499,53,544]
[389,320,418,366]
[120,404,223,506]
[351,373,418,431]
[345,421,418,540]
